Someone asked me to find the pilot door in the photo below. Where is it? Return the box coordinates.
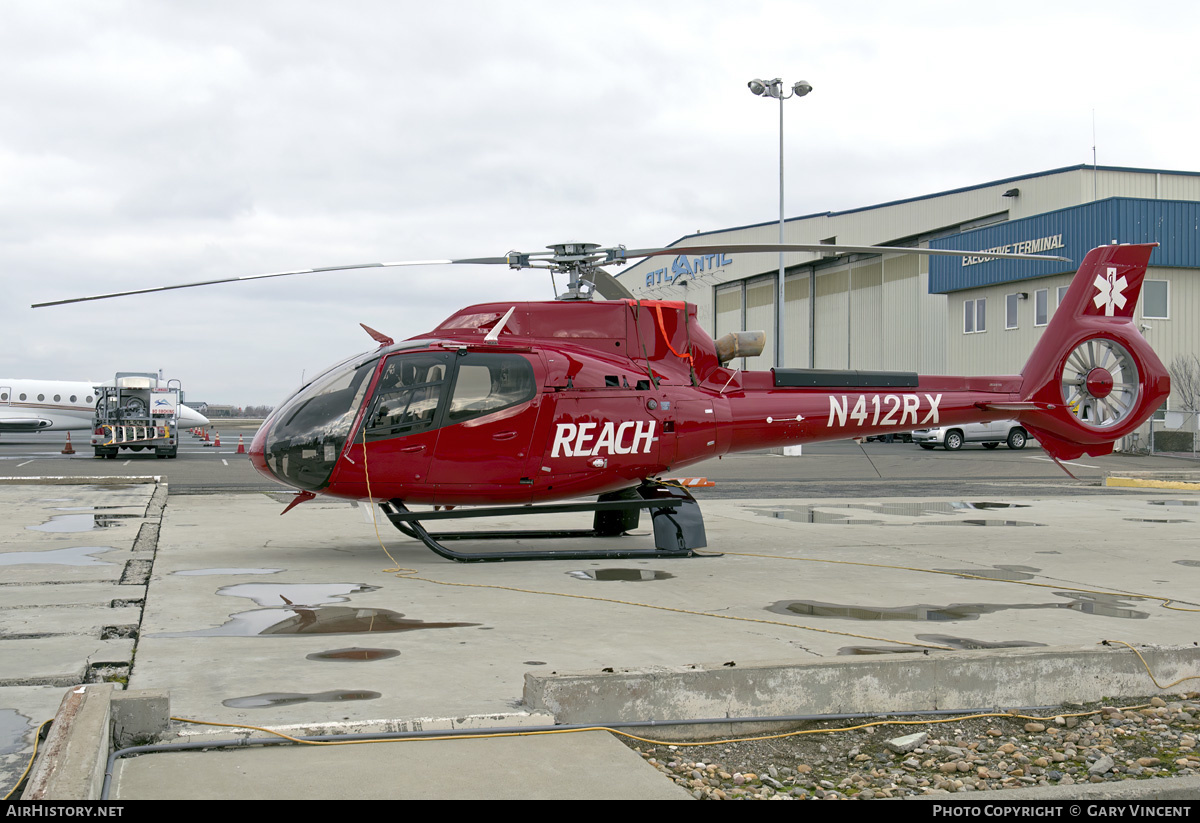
[353,351,454,486]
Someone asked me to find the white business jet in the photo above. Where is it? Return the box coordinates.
[0,378,210,433]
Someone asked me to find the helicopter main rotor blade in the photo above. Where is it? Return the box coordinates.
[588,269,635,301]
[620,242,1071,263]
[30,256,514,308]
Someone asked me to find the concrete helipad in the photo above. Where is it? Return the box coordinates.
[3,471,1200,799]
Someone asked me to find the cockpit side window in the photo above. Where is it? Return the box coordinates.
[446,354,535,424]
[365,353,452,441]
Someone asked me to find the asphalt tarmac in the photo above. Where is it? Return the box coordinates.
[3,421,1193,497]
[3,424,1200,800]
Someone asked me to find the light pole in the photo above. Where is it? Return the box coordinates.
[748,77,812,368]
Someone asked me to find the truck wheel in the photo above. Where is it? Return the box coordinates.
[919,444,934,450]
[982,442,999,449]
[944,430,964,450]
[1007,428,1027,450]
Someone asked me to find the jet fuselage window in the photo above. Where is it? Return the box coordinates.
[37,394,44,401]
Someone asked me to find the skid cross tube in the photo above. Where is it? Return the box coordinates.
[381,482,715,563]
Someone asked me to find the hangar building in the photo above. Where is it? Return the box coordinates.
[617,165,1200,446]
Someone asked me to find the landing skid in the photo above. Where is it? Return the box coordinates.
[381,481,715,563]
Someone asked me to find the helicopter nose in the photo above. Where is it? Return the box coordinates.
[248,421,272,480]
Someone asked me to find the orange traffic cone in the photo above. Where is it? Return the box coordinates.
[213,432,221,448]
[236,435,246,454]
[61,433,75,455]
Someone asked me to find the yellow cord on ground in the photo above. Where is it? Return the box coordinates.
[3,719,52,801]
[1105,639,1200,689]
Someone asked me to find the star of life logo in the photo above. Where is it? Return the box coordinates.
[1092,266,1128,316]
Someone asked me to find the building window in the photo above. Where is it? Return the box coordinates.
[1143,279,1169,319]
[1035,289,1048,326]
[1005,294,1019,329]
[1056,285,1069,313]
[964,298,986,333]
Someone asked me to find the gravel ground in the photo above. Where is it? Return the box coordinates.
[621,694,1200,800]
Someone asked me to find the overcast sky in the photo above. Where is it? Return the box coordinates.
[4,1,1198,406]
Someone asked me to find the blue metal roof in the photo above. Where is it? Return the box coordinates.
[929,198,1200,293]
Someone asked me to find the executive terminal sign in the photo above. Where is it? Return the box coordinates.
[961,234,1065,266]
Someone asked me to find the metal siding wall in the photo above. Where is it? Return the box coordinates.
[714,285,743,341]
[849,260,883,369]
[744,278,775,371]
[1140,267,1199,412]
[783,271,810,368]
[815,268,849,369]
[879,254,918,371]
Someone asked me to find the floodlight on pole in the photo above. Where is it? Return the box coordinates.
[748,77,812,368]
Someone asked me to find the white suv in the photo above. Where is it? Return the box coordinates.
[910,420,1029,451]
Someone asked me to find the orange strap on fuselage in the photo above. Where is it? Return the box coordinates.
[651,302,693,363]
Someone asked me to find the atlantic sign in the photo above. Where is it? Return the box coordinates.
[645,253,734,287]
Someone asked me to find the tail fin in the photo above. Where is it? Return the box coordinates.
[1015,243,1170,460]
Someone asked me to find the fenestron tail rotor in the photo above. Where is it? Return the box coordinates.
[32,241,1070,308]
[1060,337,1141,429]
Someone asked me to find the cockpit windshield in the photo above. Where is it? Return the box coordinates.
[263,354,379,491]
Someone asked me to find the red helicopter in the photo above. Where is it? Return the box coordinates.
[36,241,1169,562]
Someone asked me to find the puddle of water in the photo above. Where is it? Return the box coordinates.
[154,607,481,637]
[524,660,547,666]
[1174,560,1200,568]
[173,568,284,577]
[748,501,1038,526]
[567,569,674,581]
[154,582,481,637]
[223,690,381,709]
[769,592,1148,622]
[1124,518,1191,523]
[839,635,1046,655]
[934,565,1040,581]
[0,709,31,756]
[26,514,140,532]
[306,648,401,662]
[924,519,1042,527]
[1149,500,1199,506]
[215,583,380,607]
[0,546,116,567]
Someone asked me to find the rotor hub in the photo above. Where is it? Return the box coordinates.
[1085,367,1114,398]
